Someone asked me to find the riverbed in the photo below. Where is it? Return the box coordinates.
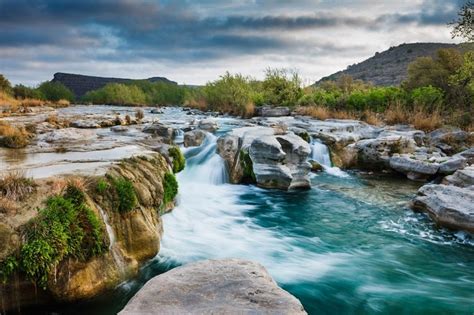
[4,106,474,315]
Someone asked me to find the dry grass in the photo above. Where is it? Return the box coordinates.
[242,102,255,118]
[20,98,45,107]
[296,106,331,120]
[0,121,33,148]
[0,91,19,108]
[135,109,144,121]
[55,99,70,107]
[0,197,18,214]
[0,171,36,201]
[410,109,443,132]
[385,103,409,125]
[185,98,207,111]
[360,110,382,125]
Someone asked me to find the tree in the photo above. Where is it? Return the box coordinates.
[37,81,74,102]
[450,1,473,42]
[0,74,12,95]
[262,68,303,107]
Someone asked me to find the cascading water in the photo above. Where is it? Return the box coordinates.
[97,206,127,275]
[310,137,348,178]
[174,129,184,145]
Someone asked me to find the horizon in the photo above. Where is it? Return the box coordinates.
[0,0,464,86]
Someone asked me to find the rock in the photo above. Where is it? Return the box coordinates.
[443,166,474,187]
[429,127,469,154]
[456,148,474,164]
[412,184,474,232]
[150,108,163,114]
[40,128,97,143]
[143,123,175,140]
[356,136,416,170]
[183,129,207,147]
[198,119,218,132]
[256,106,291,117]
[119,259,307,315]
[310,160,323,172]
[70,120,101,129]
[111,125,128,132]
[438,156,467,174]
[389,154,439,181]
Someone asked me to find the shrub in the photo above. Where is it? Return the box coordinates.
[163,172,178,205]
[18,189,106,288]
[262,68,303,107]
[37,81,74,102]
[203,72,255,117]
[13,84,42,100]
[112,178,137,213]
[0,75,12,95]
[0,171,36,201]
[410,86,444,110]
[96,179,109,193]
[168,146,185,173]
[0,122,32,148]
[83,83,146,106]
[0,256,18,283]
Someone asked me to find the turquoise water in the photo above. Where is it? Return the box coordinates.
[36,134,474,315]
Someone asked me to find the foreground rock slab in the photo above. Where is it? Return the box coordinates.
[119,259,307,315]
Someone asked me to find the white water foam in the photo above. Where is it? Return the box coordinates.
[310,137,349,178]
[159,135,349,283]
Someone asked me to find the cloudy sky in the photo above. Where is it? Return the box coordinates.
[0,0,464,86]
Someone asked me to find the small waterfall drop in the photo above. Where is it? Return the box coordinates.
[97,205,127,275]
[310,137,349,178]
[174,129,184,145]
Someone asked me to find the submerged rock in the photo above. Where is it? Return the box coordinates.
[412,184,474,233]
[119,259,307,315]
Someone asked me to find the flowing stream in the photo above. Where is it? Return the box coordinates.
[29,118,474,315]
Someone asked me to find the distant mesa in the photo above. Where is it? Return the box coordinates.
[51,72,177,98]
[316,42,469,86]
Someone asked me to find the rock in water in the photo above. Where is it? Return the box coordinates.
[119,259,307,315]
[412,184,474,233]
[184,129,207,147]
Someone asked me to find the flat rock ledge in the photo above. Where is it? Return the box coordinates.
[119,259,307,315]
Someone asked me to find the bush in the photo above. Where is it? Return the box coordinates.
[0,171,36,201]
[13,84,42,99]
[83,83,146,105]
[168,146,185,173]
[410,86,444,110]
[17,188,106,288]
[163,172,178,205]
[112,178,137,213]
[0,122,33,148]
[37,81,74,102]
[262,68,303,107]
[203,72,255,117]
[0,75,12,95]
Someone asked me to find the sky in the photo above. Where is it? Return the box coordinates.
[0,0,465,86]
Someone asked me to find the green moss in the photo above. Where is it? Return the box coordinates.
[239,149,255,183]
[297,131,310,143]
[0,255,18,284]
[112,178,137,213]
[8,184,107,289]
[96,179,109,194]
[163,172,178,205]
[168,146,185,173]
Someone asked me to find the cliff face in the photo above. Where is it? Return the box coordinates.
[316,42,468,86]
[0,153,175,312]
[51,72,177,98]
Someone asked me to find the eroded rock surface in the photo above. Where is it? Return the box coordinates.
[119,259,307,315]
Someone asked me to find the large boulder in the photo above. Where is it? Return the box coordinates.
[428,127,470,154]
[119,259,307,315]
[217,127,311,189]
[412,184,474,233]
[184,129,207,147]
[143,123,175,141]
[389,154,440,181]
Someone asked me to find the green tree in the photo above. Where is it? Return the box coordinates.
[37,81,74,102]
[262,68,303,107]
[13,84,42,99]
[0,74,12,95]
[450,1,473,42]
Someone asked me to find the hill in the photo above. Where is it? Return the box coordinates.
[316,42,469,86]
[51,72,177,98]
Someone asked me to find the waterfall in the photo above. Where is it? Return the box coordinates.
[310,138,332,167]
[180,133,228,185]
[97,205,127,275]
[174,129,184,145]
[310,137,349,178]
